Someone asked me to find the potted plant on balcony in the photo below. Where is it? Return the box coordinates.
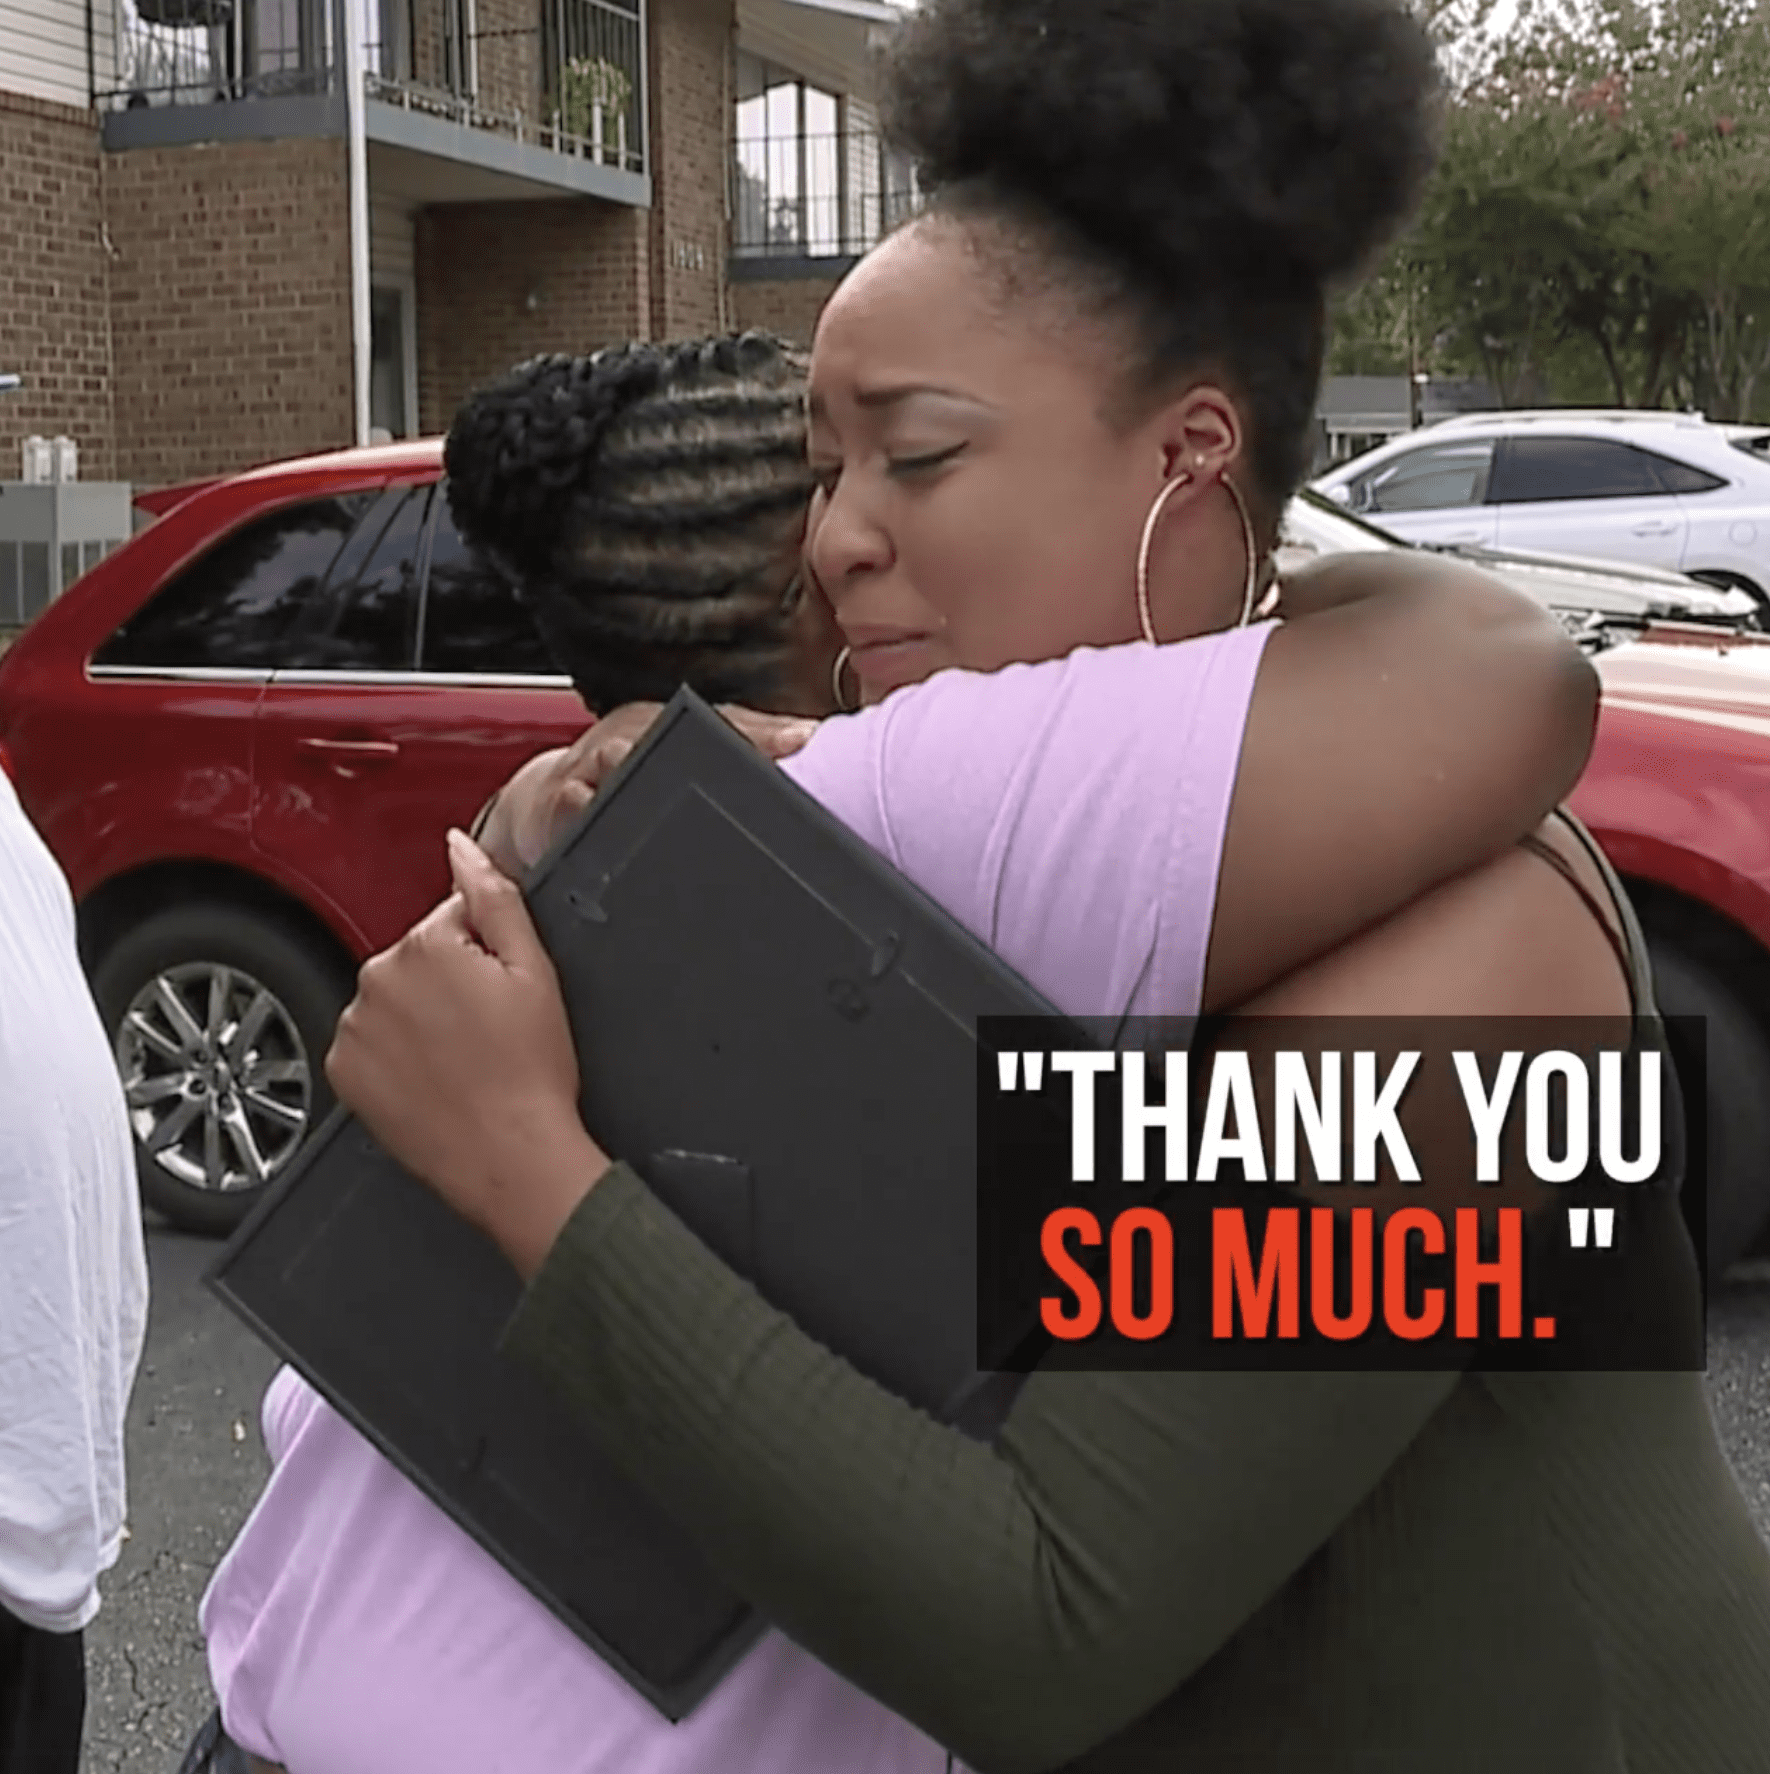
[556,55,632,164]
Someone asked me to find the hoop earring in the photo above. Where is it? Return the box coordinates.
[1220,472,1261,630]
[1136,468,1265,643]
[1135,472,1193,646]
[831,645,859,713]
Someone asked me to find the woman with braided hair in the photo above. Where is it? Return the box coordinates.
[323,0,1770,1768]
[192,334,926,1774]
[439,333,842,722]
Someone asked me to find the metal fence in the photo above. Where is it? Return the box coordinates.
[733,123,918,261]
[95,0,647,177]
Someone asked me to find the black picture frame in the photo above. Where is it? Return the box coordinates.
[207,688,1079,1719]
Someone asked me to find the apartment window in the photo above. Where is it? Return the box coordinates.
[247,0,321,86]
[733,51,917,259]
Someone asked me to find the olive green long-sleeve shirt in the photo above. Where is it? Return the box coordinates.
[503,1164,1770,1774]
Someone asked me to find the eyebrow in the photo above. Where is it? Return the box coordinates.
[808,383,991,421]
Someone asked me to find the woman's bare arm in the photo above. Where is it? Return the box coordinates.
[474,554,1596,1009]
[1203,554,1599,1010]
[1233,818,1632,1023]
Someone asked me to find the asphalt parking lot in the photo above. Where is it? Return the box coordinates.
[82,1222,278,1774]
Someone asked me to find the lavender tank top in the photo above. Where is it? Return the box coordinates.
[200,624,1274,1774]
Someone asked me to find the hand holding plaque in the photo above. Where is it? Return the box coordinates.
[326,830,610,1280]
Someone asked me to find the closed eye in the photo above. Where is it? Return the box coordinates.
[888,444,966,478]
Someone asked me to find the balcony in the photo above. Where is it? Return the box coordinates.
[733,125,916,268]
[366,0,645,176]
[731,50,917,279]
[95,0,648,202]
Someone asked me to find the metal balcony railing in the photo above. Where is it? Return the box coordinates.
[95,0,647,178]
[367,0,645,173]
[733,123,919,261]
[98,0,333,108]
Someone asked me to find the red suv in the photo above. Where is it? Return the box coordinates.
[0,440,589,1232]
[7,447,1770,1278]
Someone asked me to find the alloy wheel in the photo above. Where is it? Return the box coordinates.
[113,961,314,1195]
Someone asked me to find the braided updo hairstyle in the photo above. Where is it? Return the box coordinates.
[444,332,818,713]
[877,0,1443,528]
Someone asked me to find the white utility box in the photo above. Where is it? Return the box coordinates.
[0,482,134,625]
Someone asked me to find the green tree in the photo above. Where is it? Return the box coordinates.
[1326,261,1412,378]
[1647,148,1770,420]
[1328,0,1770,419]
[1613,0,1770,417]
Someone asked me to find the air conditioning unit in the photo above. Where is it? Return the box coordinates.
[0,482,133,626]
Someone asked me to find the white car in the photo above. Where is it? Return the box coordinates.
[1311,410,1770,605]
[1279,488,1761,630]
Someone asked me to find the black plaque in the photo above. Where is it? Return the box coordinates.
[208,689,1080,1721]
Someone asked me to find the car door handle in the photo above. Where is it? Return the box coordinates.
[296,737,401,769]
[297,737,400,758]
[1632,521,1680,537]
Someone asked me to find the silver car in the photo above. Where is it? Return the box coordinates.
[1280,487,1762,633]
[1310,410,1770,604]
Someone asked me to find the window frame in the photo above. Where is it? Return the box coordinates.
[1643,449,1729,497]
[731,48,916,260]
[369,281,421,442]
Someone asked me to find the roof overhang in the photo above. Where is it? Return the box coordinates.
[765,0,902,23]
[737,0,906,99]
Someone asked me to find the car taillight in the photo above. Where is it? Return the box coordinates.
[0,743,12,782]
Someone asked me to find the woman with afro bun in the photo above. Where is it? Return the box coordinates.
[322,1,1770,1770]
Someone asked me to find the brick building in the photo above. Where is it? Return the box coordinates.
[0,0,903,492]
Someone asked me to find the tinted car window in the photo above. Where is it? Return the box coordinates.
[93,495,375,670]
[283,486,428,671]
[1489,438,1675,503]
[1355,441,1494,513]
[1651,453,1727,495]
[419,496,557,677]
[312,485,406,601]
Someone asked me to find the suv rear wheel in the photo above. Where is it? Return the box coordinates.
[91,903,355,1235]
